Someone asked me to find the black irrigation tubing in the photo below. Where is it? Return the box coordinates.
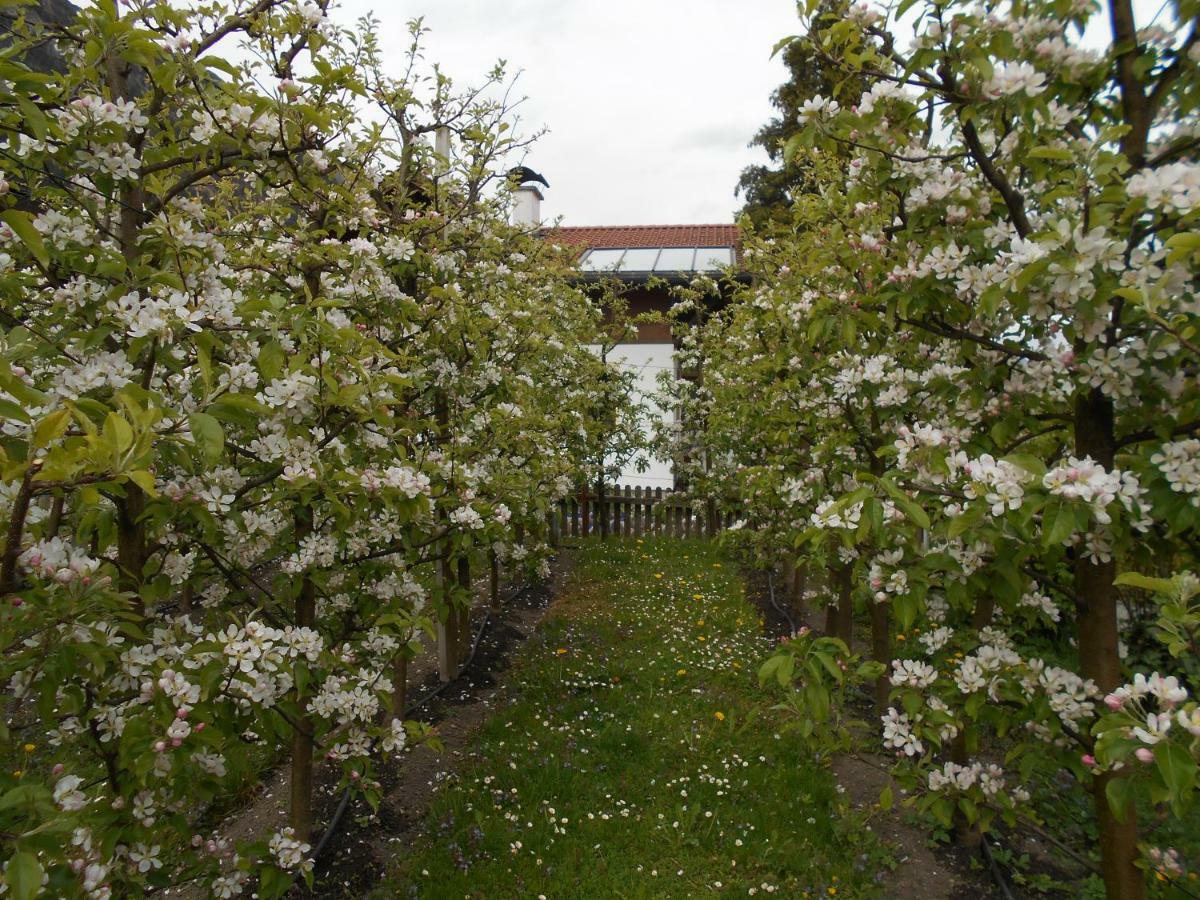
[303,579,537,869]
[980,834,1018,900]
[765,568,799,635]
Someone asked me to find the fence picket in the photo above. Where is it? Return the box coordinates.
[558,483,738,540]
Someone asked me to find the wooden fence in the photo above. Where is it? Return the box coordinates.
[552,485,736,539]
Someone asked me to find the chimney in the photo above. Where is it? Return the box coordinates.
[512,184,543,228]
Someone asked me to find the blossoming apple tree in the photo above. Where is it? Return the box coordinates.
[670,0,1200,896]
[0,2,612,898]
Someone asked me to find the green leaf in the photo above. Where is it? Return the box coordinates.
[776,653,796,688]
[1,210,49,269]
[948,504,985,538]
[879,785,893,810]
[16,96,47,142]
[1028,145,1073,160]
[32,408,70,448]
[1015,256,1050,291]
[103,412,134,453]
[258,341,286,380]
[958,796,978,824]
[758,655,783,686]
[1164,232,1200,263]
[188,412,224,466]
[880,478,930,528]
[813,650,844,683]
[259,865,294,899]
[6,851,43,900]
[1154,742,1197,805]
[1042,501,1075,547]
[127,469,158,497]
[1114,572,1176,595]
[202,55,243,78]
[0,783,50,812]
[0,397,29,422]
[207,393,269,428]
[1105,772,1135,824]
[194,331,216,392]
[770,35,799,58]
[931,796,954,827]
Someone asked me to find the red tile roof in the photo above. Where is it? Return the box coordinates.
[545,224,740,251]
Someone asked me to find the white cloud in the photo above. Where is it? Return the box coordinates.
[336,0,799,225]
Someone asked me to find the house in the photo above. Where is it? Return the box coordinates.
[514,184,743,488]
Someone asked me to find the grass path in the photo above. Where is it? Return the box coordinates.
[376,538,890,898]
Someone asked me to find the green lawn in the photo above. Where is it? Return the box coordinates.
[376,537,889,899]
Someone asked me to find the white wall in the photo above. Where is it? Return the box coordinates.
[588,342,675,488]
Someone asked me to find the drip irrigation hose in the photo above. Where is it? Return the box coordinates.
[980,834,1018,900]
[765,569,798,636]
[304,580,536,869]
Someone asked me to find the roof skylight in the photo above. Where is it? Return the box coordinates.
[578,246,734,274]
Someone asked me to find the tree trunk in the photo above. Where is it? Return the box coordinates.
[788,558,809,626]
[1075,387,1145,900]
[947,580,999,845]
[0,467,36,595]
[870,600,890,713]
[115,489,147,614]
[457,555,472,668]
[949,730,982,848]
[597,476,608,540]
[827,564,854,648]
[290,544,317,843]
[436,556,457,682]
[390,651,408,717]
[489,549,500,611]
[46,493,64,538]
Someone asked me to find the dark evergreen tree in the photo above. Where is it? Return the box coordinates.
[736,3,858,229]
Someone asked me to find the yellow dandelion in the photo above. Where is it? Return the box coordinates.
[22,743,34,753]
[714,711,725,721]
[677,668,687,676]
[556,648,568,655]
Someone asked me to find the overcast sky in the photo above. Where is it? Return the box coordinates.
[334,0,801,227]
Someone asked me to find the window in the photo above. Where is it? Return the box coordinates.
[695,247,733,270]
[619,248,661,271]
[654,248,697,271]
[580,248,626,271]
[579,246,736,274]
